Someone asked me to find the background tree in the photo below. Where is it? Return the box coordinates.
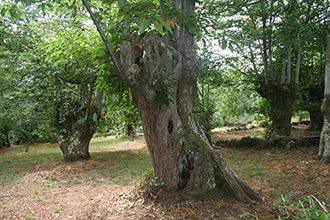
[0,20,14,148]
[41,19,108,161]
[0,2,135,159]
[294,11,326,135]
[0,13,63,147]
[204,0,328,136]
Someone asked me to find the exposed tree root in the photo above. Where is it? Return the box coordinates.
[319,156,330,164]
[211,148,263,204]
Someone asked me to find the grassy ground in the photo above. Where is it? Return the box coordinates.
[0,132,329,219]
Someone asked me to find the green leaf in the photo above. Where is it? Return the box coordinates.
[228,42,234,52]
[239,212,251,218]
[157,17,172,33]
[221,39,227,50]
[153,20,163,34]
[138,17,151,33]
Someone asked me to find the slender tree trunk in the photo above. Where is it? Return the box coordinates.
[2,126,10,148]
[319,28,330,164]
[258,82,297,136]
[126,124,133,137]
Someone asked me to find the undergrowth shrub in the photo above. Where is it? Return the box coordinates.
[254,114,272,138]
[276,194,329,220]
[139,168,165,200]
[240,194,329,220]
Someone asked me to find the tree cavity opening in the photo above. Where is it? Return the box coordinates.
[168,120,173,134]
[178,151,194,189]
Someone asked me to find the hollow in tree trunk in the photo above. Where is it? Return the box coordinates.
[258,82,297,136]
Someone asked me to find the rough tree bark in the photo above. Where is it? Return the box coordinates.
[119,33,261,203]
[307,110,323,135]
[59,91,102,162]
[257,82,297,136]
[319,28,330,164]
[83,0,261,203]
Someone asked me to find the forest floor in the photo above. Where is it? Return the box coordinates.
[0,125,329,219]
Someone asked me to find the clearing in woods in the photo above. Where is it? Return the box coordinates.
[0,127,329,219]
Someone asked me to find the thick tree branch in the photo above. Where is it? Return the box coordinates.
[81,0,123,76]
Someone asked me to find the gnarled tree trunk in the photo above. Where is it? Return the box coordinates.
[119,34,261,203]
[258,82,297,136]
[60,91,102,162]
[83,0,261,204]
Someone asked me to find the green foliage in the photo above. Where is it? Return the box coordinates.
[239,211,259,219]
[241,194,329,220]
[254,114,272,138]
[253,98,272,137]
[117,0,173,37]
[141,168,165,191]
[276,194,329,220]
[96,89,140,136]
[0,13,65,144]
[197,54,258,127]
[42,20,109,80]
[154,76,174,110]
[199,0,328,133]
[193,101,214,136]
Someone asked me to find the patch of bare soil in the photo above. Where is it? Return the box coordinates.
[1,131,329,219]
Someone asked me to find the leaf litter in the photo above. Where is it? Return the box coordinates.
[0,130,329,219]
